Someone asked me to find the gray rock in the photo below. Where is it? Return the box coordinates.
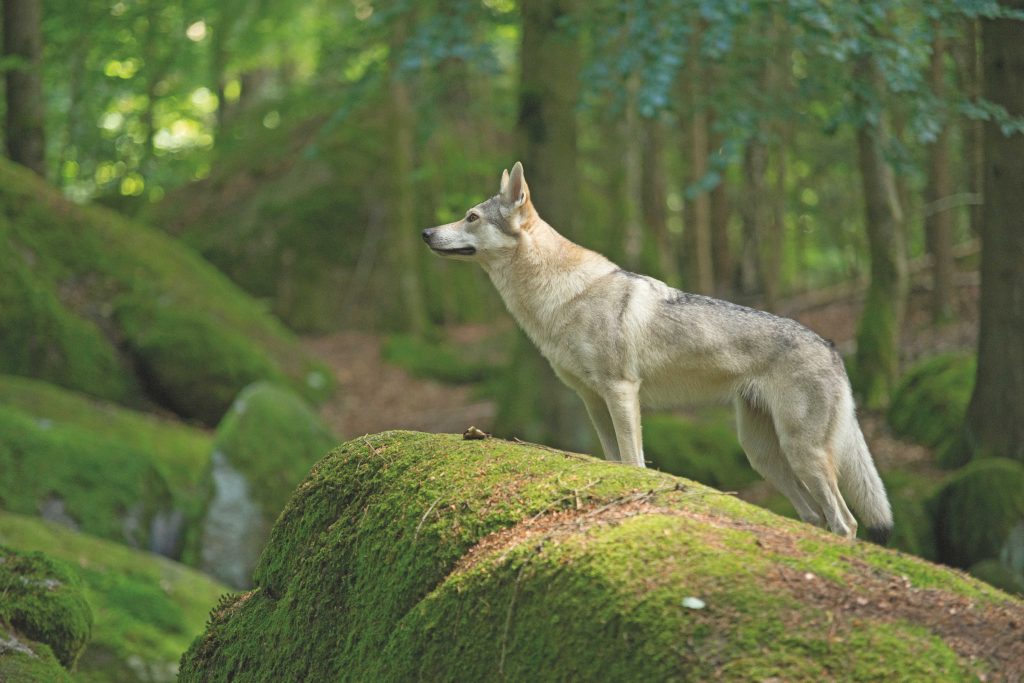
[200,450,267,589]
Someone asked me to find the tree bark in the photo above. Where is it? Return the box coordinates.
[709,128,732,297]
[388,10,429,336]
[689,107,714,294]
[739,137,769,299]
[496,0,588,451]
[853,55,908,410]
[966,6,1024,462]
[957,18,984,239]
[925,26,956,323]
[641,115,676,282]
[3,0,46,175]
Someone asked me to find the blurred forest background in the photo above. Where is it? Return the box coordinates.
[1,0,1023,680]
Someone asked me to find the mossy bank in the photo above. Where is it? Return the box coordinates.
[0,159,330,424]
[0,512,229,683]
[180,431,1024,682]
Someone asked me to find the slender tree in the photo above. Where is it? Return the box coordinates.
[496,0,589,450]
[966,4,1024,462]
[3,0,46,175]
[852,52,908,409]
[388,7,430,336]
[925,23,956,323]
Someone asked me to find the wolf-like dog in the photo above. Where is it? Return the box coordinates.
[422,162,893,542]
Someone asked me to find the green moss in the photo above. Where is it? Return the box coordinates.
[931,458,1024,569]
[0,545,92,670]
[0,512,229,683]
[889,353,975,468]
[212,382,337,518]
[882,469,944,561]
[0,405,174,550]
[643,411,760,491]
[0,158,331,425]
[853,283,901,409]
[0,641,73,683]
[179,431,1019,681]
[0,235,136,404]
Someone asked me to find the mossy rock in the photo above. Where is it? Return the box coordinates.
[201,382,337,588]
[0,375,213,562]
[931,458,1024,570]
[642,410,760,491]
[0,158,331,425]
[881,469,943,561]
[180,431,1024,682]
[0,404,176,552]
[0,512,229,683]
[889,353,975,468]
[970,559,1024,598]
[0,545,92,673]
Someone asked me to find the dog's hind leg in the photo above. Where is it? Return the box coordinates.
[735,399,826,528]
[602,380,645,468]
[578,387,621,463]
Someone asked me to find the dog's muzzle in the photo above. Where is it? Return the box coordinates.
[421,228,476,256]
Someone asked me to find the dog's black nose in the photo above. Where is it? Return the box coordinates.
[421,229,433,242]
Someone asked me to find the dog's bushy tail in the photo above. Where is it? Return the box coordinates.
[835,394,893,544]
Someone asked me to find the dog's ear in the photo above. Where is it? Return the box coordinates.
[499,168,510,194]
[501,161,529,210]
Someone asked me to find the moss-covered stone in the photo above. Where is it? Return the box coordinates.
[643,410,760,491]
[0,158,331,425]
[0,404,175,551]
[889,353,975,468]
[931,458,1024,571]
[0,375,213,562]
[0,640,72,683]
[0,512,229,683]
[201,382,337,587]
[180,431,1023,682]
[0,545,92,671]
[970,560,1024,598]
[881,469,943,561]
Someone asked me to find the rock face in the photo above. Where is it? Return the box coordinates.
[180,431,1024,682]
[200,382,337,588]
[0,545,92,682]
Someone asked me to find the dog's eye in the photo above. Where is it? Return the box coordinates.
[466,213,479,223]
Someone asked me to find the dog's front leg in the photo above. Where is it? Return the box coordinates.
[577,387,620,462]
[602,380,645,467]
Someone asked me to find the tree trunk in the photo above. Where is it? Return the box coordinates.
[621,76,643,269]
[853,55,908,410]
[641,115,675,282]
[957,18,984,238]
[496,0,588,451]
[388,11,429,336]
[689,108,714,294]
[709,127,732,297]
[3,0,46,176]
[966,6,1024,462]
[739,137,769,299]
[925,26,956,323]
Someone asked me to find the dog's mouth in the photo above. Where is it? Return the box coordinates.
[432,246,477,256]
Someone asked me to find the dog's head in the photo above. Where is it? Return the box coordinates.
[421,161,534,262]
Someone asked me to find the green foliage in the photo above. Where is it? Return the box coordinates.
[0,159,331,424]
[0,545,92,670]
[382,333,506,384]
[180,431,1015,681]
[0,511,229,683]
[212,382,337,518]
[889,353,976,468]
[642,411,760,491]
[930,458,1024,569]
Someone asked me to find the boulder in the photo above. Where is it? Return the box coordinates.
[180,431,1024,682]
[0,545,92,681]
[0,158,331,425]
[0,511,228,683]
[200,382,337,587]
